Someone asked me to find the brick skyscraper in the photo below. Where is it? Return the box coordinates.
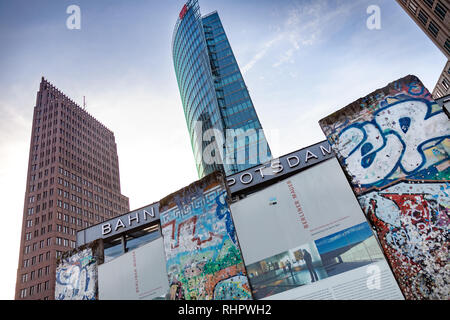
[395,0,449,98]
[15,78,130,300]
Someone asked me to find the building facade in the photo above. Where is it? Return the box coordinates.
[172,0,272,178]
[15,78,129,300]
[396,0,449,59]
[432,60,450,98]
[395,0,450,98]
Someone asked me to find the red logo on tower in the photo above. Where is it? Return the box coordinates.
[179,4,188,19]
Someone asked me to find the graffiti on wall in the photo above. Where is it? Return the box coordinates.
[160,173,252,300]
[55,247,98,300]
[319,75,450,299]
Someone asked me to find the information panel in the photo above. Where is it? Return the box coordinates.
[98,237,169,300]
[231,158,404,300]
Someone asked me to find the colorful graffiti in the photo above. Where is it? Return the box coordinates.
[55,247,98,300]
[160,173,252,300]
[319,75,450,299]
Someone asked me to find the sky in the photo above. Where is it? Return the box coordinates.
[0,0,446,299]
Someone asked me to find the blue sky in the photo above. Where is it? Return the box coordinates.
[0,0,447,299]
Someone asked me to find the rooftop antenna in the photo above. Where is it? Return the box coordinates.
[83,96,87,110]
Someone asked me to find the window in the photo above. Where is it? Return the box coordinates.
[424,0,434,8]
[435,1,447,20]
[427,20,439,37]
[418,10,428,25]
[125,225,160,252]
[103,237,124,263]
[442,78,450,90]
[445,38,450,55]
[408,0,418,13]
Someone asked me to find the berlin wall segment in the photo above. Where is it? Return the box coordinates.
[54,240,103,300]
[159,171,252,300]
[319,75,450,300]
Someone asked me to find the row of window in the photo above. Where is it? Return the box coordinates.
[57,127,116,175]
[25,214,50,229]
[19,280,50,299]
[406,0,447,22]
[406,0,449,53]
[55,237,77,248]
[26,200,53,216]
[34,95,121,192]
[423,0,448,20]
[59,135,115,173]
[56,224,77,236]
[57,147,113,188]
[29,156,120,205]
[445,38,450,55]
[24,224,52,241]
[417,8,443,38]
[22,252,53,268]
[55,193,118,217]
[57,166,124,204]
[23,238,52,255]
[39,88,113,149]
[21,265,51,284]
[57,154,120,192]
[441,77,450,90]
[24,212,100,244]
[57,124,113,176]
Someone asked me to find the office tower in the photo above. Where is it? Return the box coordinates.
[15,78,130,300]
[172,0,272,178]
[395,0,450,98]
[433,60,450,98]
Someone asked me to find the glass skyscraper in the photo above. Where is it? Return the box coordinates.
[172,0,272,178]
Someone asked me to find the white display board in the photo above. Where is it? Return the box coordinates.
[231,158,404,300]
[98,237,169,300]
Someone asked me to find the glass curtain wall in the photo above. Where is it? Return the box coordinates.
[173,0,272,178]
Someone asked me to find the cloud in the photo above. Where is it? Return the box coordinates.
[241,34,283,74]
[243,0,359,73]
